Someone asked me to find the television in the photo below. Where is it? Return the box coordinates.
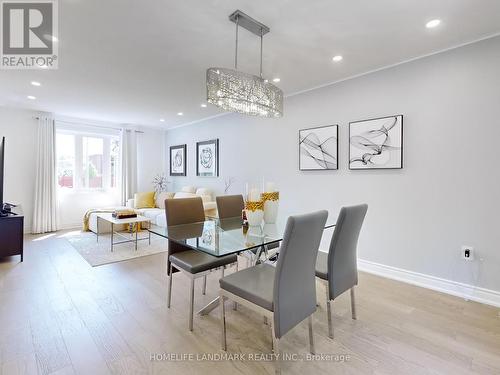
[0,137,4,211]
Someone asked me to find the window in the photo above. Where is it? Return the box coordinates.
[56,134,75,188]
[56,127,120,191]
[82,136,104,189]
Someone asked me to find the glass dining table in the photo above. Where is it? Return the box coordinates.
[149,215,336,315]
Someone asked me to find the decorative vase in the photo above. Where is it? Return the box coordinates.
[261,191,279,224]
[245,200,264,226]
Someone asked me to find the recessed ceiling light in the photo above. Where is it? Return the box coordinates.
[272,78,280,83]
[426,19,441,29]
[332,55,343,62]
[201,104,207,108]
[31,81,41,86]
[264,79,269,83]
[27,95,36,100]
[159,118,165,122]
[177,112,183,116]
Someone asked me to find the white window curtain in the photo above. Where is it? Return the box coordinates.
[120,128,137,205]
[32,115,58,233]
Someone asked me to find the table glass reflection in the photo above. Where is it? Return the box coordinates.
[149,216,335,257]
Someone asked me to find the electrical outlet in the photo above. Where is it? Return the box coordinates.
[461,246,475,261]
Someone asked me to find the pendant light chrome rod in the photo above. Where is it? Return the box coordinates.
[259,28,263,78]
[234,15,239,69]
[229,10,270,77]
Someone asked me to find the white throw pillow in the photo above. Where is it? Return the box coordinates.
[181,186,196,193]
[155,192,174,209]
[195,188,212,197]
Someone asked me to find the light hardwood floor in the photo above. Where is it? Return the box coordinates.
[0,232,499,375]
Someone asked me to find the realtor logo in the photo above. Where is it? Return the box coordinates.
[1,0,58,69]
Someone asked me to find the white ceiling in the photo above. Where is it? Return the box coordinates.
[1,0,500,128]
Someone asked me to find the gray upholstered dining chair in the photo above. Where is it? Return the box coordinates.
[219,210,328,374]
[315,204,368,339]
[216,194,245,219]
[165,197,238,331]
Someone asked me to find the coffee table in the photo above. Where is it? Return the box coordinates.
[95,213,151,252]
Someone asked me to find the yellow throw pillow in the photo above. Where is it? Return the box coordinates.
[134,191,155,209]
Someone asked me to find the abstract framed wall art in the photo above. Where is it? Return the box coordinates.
[349,115,403,170]
[169,144,187,176]
[196,139,219,177]
[299,125,338,170]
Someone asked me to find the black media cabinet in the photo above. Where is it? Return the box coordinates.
[0,205,24,262]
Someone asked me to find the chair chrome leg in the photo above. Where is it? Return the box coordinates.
[308,315,315,354]
[220,294,227,351]
[326,284,333,339]
[167,263,173,308]
[270,321,274,351]
[188,278,195,331]
[202,275,207,295]
[233,262,238,310]
[350,287,357,320]
[272,325,281,375]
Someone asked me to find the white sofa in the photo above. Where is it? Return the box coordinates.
[87,186,216,233]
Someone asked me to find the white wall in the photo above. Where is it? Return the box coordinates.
[165,36,500,296]
[0,106,38,231]
[137,127,166,192]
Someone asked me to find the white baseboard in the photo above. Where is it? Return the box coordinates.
[25,222,81,234]
[57,222,82,231]
[358,258,500,308]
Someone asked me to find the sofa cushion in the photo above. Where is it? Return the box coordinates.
[136,208,163,221]
[196,187,212,197]
[174,191,197,199]
[181,186,196,194]
[155,212,167,227]
[155,192,174,209]
[134,191,155,208]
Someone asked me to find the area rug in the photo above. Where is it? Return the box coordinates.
[65,230,168,267]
